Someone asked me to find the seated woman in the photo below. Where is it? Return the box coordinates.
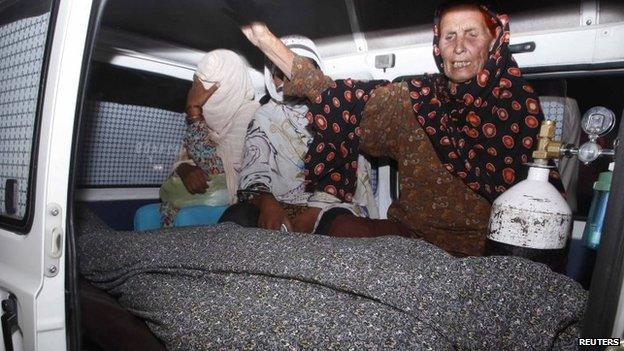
[221,36,378,233]
[241,2,558,256]
[160,49,259,227]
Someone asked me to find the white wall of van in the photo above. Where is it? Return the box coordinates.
[92,22,624,84]
[0,0,94,350]
[81,10,624,220]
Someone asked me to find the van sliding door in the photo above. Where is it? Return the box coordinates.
[0,0,94,350]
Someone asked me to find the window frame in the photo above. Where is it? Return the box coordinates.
[0,0,60,233]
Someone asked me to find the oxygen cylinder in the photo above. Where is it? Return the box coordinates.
[486,165,572,271]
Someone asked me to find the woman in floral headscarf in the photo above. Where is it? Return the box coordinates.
[240,1,554,256]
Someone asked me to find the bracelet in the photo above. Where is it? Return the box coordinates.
[237,186,270,203]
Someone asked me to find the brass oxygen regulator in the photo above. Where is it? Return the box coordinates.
[532,106,618,164]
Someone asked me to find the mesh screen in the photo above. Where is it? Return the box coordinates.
[541,100,566,140]
[78,101,186,187]
[0,13,50,219]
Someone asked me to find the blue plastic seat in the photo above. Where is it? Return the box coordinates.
[134,203,228,231]
[134,203,162,231]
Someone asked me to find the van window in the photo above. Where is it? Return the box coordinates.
[0,0,54,229]
[78,63,190,187]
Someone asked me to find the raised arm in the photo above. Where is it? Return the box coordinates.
[241,22,295,79]
[173,76,221,194]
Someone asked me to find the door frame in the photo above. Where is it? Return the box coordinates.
[0,0,94,350]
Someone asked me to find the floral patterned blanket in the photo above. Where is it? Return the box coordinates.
[78,209,585,350]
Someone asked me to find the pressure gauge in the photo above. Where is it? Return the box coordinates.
[581,106,616,137]
[578,141,603,164]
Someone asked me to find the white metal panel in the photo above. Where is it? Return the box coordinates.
[94,48,195,81]
[343,0,367,53]
[0,0,93,350]
[35,0,93,348]
[312,35,358,59]
[572,220,587,241]
[95,22,624,95]
[512,29,597,67]
[594,23,624,62]
[76,188,160,201]
[580,1,600,27]
[97,29,204,67]
[375,165,391,219]
[319,24,624,81]
[93,48,266,98]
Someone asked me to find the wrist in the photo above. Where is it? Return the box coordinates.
[185,105,203,124]
[239,191,275,207]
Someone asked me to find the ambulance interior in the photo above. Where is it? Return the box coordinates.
[62,0,624,349]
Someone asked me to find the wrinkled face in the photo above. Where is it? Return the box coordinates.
[439,7,496,83]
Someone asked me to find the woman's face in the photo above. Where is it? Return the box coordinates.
[439,7,496,83]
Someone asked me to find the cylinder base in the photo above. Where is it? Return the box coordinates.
[485,239,568,274]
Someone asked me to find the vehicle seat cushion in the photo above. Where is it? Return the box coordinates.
[173,204,228,227]
[133,203,162,231]
[134,203,229,231]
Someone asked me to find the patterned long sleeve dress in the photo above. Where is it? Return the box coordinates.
[285,57,491,256]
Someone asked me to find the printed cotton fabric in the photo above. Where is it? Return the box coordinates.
[415,6,541,201]
[161,120,226,227]
[286,64,492,256]
[78,208,586,351]
[238,36,379,219]
[298,6,543,203]
[238,100,313,205]
[238,36,319,205]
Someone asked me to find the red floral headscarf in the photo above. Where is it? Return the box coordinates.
[406,4,543,201]
[301,3,548,203]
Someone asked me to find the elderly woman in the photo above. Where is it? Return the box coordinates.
[241,2,550,256]
[160,49,259,226]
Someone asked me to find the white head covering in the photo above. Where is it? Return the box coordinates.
[264,35,324,103]
[195,49,259,203]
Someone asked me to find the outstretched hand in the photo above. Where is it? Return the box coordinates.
[241,22,270,48]
[223,0,295,79]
